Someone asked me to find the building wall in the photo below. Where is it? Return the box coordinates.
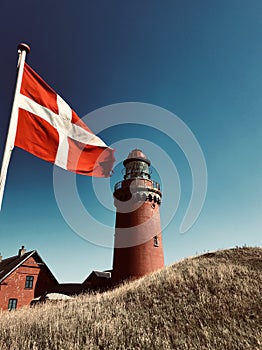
[0,256,57,311]
[83,274,111,291]
[112,200,164,285]
[34,264,58,298]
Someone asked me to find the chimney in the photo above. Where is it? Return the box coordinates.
[18,246,26,257]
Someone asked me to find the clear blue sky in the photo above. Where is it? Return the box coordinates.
[0,1,261,282]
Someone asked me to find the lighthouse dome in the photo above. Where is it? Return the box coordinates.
[127,149,147,160]
[124,149,151,166]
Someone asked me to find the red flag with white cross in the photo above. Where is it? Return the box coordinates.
[15,63,115,177]
[0,43,115,209]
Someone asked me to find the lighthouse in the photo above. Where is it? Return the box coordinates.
[112,149,164,285]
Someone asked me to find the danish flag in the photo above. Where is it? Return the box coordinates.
[15,63,115,177]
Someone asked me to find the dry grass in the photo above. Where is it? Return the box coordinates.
[0,246,261,350]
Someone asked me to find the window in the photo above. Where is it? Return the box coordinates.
[25,275,34,289]
[8,299,17,310]
[153,236,159,247]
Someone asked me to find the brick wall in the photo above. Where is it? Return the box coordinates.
[112,201,164,285]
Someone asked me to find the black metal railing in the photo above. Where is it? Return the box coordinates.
[114,179,161,192]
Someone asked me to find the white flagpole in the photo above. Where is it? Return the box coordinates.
[0,43,30,210]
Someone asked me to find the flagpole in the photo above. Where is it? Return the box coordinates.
[0,43,30,210]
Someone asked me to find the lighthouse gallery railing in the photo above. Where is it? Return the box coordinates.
[114,179,161,192]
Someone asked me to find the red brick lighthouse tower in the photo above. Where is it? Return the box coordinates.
[112,149,164,285]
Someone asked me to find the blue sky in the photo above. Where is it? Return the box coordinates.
[0,1,261,282]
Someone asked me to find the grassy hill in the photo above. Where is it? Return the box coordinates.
[0,246,261,350]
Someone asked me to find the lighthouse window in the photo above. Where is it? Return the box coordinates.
[153,236,159,247]
[125,160,150,180]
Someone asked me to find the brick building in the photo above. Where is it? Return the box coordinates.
[0,246,112,310]
[112,149,164,285]
[0,246,58,311]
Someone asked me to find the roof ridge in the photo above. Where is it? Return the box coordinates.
[0,250,35,263]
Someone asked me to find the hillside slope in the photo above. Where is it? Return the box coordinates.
[0,247,261,350]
